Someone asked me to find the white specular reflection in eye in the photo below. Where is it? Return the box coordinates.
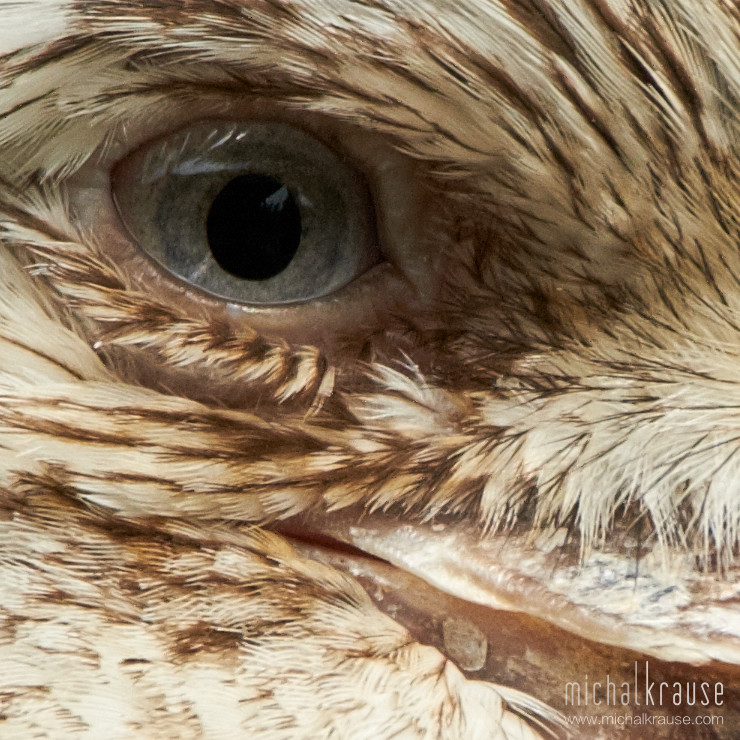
[113,121,379,304]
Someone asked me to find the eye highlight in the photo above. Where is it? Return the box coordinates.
[112,121,380,305]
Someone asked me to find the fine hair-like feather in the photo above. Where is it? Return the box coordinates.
[1,1,739,737]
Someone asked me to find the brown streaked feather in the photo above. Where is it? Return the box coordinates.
[2,0,740,738]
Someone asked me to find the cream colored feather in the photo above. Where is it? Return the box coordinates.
[1,1,739,738]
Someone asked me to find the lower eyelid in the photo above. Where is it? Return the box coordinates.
[65,163,435,356]
[56,92,443,366]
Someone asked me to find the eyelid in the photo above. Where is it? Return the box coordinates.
[72,97,429,281]
[112,119,380,305]
[63,96,440,354]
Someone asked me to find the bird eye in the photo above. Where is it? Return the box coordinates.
[112,121,379,305]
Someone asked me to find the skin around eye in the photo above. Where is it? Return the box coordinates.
[65,101,440,356]
[112,121,381,305]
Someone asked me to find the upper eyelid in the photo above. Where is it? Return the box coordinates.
[1,66,407,188]
[58,94,434,323]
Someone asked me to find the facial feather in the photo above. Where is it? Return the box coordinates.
[1,0,740,737]
[2,0,740,561]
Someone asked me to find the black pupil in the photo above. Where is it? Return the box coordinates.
[206,174,302,281]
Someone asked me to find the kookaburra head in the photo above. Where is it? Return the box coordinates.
[0,1,738,738]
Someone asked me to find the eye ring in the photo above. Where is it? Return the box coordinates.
[64,101,436,354]
[112,120,381,305]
